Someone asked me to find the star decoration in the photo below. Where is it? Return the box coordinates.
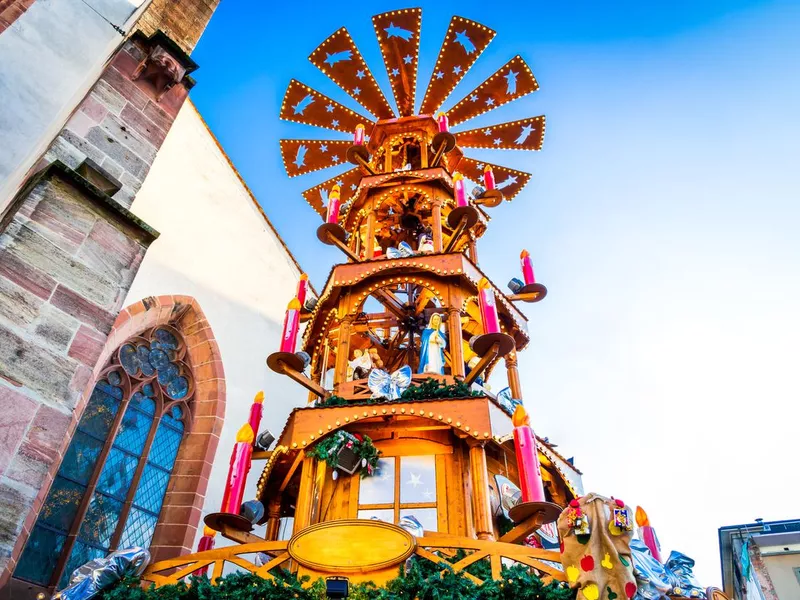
[326,104,334,113]
[476,163,485,171]
[353,86,361,96]
[484,128,493,136]
[332,155,340,163]
[332,119,340,127]
[320,144,328,153]
[403,54,413,64]
[356,69,365,79]
[470,94,478,102]
[336,179,344,186]
[350,184,357,190]
[407,472,423,488]
[391,68,400,77]
[493,138,502,145]
[435,71,444,79]
[485,97,495,106]
[453,65,462,75]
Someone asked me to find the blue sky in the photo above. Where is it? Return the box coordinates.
[190,0,800,585]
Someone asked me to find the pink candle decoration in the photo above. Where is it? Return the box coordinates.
[296,273,309,307]
[453,172,468,208]
[326,184,341,225]
[248,391,264,440]
[224,423,255,514]
[437,112,449,133]
[636,506,663,562]
[477,277,501,334]
[512,405,548,504]
[279,297,301,353]
[354,123,365,145]
[194,526,217,576]
[520,249,536,286]
[483,165,496,191]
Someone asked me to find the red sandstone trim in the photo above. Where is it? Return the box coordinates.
[0,0,35,34]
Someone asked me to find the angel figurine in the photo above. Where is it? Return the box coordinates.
[417,228,434,254]
[348,349,372,381]
[368,365,412,400]
[418,313,447,375]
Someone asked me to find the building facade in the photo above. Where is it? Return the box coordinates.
[0,1,308,598]
[719,519,800,600]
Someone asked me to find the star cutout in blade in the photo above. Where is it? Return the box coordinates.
[403,54,413,64]
[454,30,476,54]
[332,155,340,163]
[516,125,534,144]
[493,138,502,145]
[292,94,313,115]
[356,69,365,79]
[353,87,361,96]
[391,68,400,76]
[505,70,518,95]
[326,103,334,113]
[435,71,444,79]
[484,128,493,135]
[324,50,352,66]
[293,145,307,169]
[497,174,519,189]
[453,65,462,75]
[332,119,339,127]
[385,23,413,40]
[485,97,495,106]
[470,94,478,102]
[319,144,328,153]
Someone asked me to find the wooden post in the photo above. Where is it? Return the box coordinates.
[293,456,317,534]
[334,314,354,386]
[468,441,495,541]
[365,207,377,260]
[447,306,465,378]
[468,232,478,263]
[505,352,522,400]
[432,197,443,252]
[265,495,282,541]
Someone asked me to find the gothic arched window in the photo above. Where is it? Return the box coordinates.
[14,326,194,589]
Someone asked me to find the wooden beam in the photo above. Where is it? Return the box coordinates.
[498,511,545,544]
[280,361,328,398]
[463,342,499,386]
[279,450,306,492]
[219,524,267,545]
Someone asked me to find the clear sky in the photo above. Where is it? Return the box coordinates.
[189,0,800,586]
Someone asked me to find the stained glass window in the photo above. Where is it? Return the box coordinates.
[14,326,195,590]
[357,454,438,532]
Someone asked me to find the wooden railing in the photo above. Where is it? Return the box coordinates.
[412,532,566,585]
[140,533,564,588]
[141,540,290,587]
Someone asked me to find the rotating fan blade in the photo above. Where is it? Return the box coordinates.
[458,157,531,200]
[302,167,361,219]
[309,27,395,119]
[280,139,352,178]
[455,116,545,151]
[372,8,422,117]
[446,56,539,127]
[280,80,374,134]
[419,16,496,116]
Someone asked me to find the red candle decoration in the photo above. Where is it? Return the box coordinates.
[296,273,309,307]
[326,184,341,225]
[224,423,255,514]
[636,506,663,562]
[520,249,536,286]
[437,111,449,133]
[483,165,496,191]
[477,277,501,334]
[248,390,264,440]
[194,526,217,575]
[354,123,365,145]
[453,172,468,208]
[279,297,302,353]
[512,404,548,504]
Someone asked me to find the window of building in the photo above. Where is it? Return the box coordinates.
[357,454,438,532]
[14,327,194,589]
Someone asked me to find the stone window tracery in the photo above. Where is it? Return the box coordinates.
[14,326,194,589]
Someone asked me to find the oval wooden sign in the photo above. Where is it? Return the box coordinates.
[288,519,416,573]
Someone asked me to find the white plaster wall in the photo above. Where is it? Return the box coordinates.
[0,0,149,207]
[123,101,307,546]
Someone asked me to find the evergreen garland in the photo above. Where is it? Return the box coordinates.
[101,560,575,600]
[400,378,483,401]
[305,431,381,477]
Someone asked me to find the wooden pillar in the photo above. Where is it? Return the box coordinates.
[468,442,495,541]
[265,495,282,541]
[334,314,354,386]
[293,457,316,534]
[447,306,465,378]
[365,208,377,259]
[421,136,429,167]
[505,352,522,400]
[432,197,443,253]
[467,232,478,263]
